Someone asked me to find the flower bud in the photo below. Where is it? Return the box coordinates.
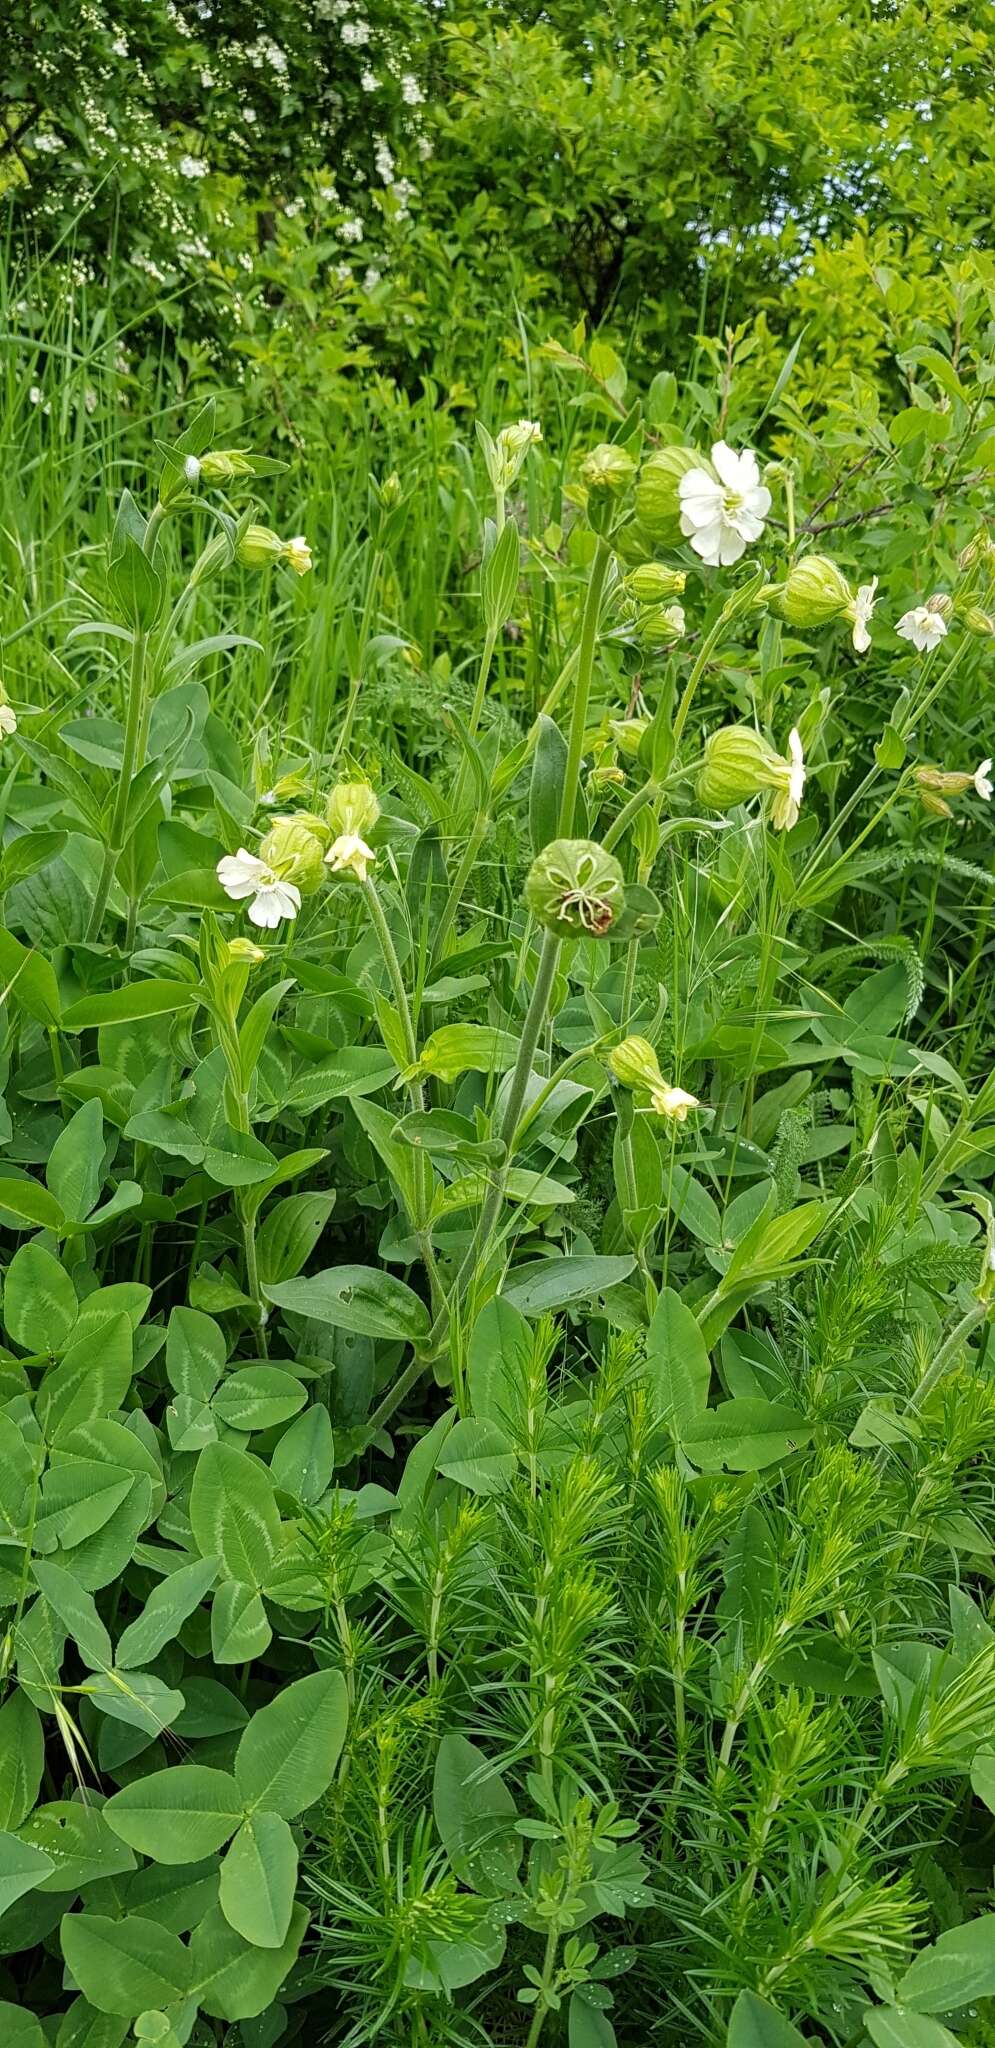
[581,443,637,497]
[259,818,326,893]
[778,554,853,627]
[609,1035,665,1093]
[326,781,381,839]
[237,525,313,575]
[271,807,332,850]
[697,725,788,809]
[183,455,201,484]
[914,772,954,821]
[200,448,255,484]
[625,564,687,604]
[961,604,995,637]
[608,716,650,758]
[376,471,402,509]
[524,838,626,938]
[638,601,685,647]
[224,936,267,965]
[960,529,995,570]
[634,446,701,545]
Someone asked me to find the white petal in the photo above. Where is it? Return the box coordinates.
[744,483,771,518]
[710,441,743,490]
[717,524,747,566]
[729,505,767,542]
[688,521,724,566]
[678,472,724,521]
[787,728,806,806]
[737,449,762,491]
[218,849,269,900]
[975,759,993,800]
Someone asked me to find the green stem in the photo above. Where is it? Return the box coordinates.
[602,780,659,854]
[525,1927,560,2048]
[425,927,563,1355]
[672,608,736,751]
[360,876,442,1310]
[557,536,612,837]
[432,806,489,966]
[85,625,149,941]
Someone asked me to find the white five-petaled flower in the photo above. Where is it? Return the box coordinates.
[678,441,772,567]
[649,1083,700,1122]
[325,832,376,882]
[851,578,877,653]
[975,758,993,801]
[0,705,17,739]
[896,604,948,653]
[217,849,301,929]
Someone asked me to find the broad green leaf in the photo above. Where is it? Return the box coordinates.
[864,2008,964,2048]
[46,1098,104,1223]
[40,1315,134,1439]
[189,1443,281,1588]
[32,1559,111,1670]
[190,1901,308,2022]
[219,1811,297,1948]
[0,929,61,1026]
[433,1733,521,1894]
[275,1045,396,1114]
[104,1765,243,1862]
[501,1255,635,1316]
[682,1400,813,1473]
[0,1694,44,1831]
[645,1287,711,1437]
[234,1670,348,1818]
[727,1991,808,2048]
[210,1580,272,1664]
[264,1265,430,1342]
[61,981,198,1030]
[211,1367,306,1434]
[436,1417,518,1495]
[3,1244,77,1353]
[898,1913,995,2012]
[0,1999,46,2048]
[417,1023,521,1082]
[21,1801,135,1891]
[115,1555,220,1668]
[166,1306,225,1402]
[0,1177,65,1233]
[467,1296,531,1426]
[255,1191,337,1285]
[60,1914,192,2018]
[270,1405,334,1504]
[0,1830,54,1915]
[569,1996,618,2048]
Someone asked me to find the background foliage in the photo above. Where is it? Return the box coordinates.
[0,5,994,2048]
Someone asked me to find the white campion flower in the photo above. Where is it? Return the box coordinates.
[851,578,877,653]
[771,728,806,832]
[217,849,301,929]
[325,833,376,882]
[284,536,313,575]
[0,705,17,738]
[649,1083,700,1122]
[896,601,948,652]
[975,758,993,801]
[678,441,772,567]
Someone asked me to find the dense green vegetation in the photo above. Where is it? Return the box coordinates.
[1,6,995,2048]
